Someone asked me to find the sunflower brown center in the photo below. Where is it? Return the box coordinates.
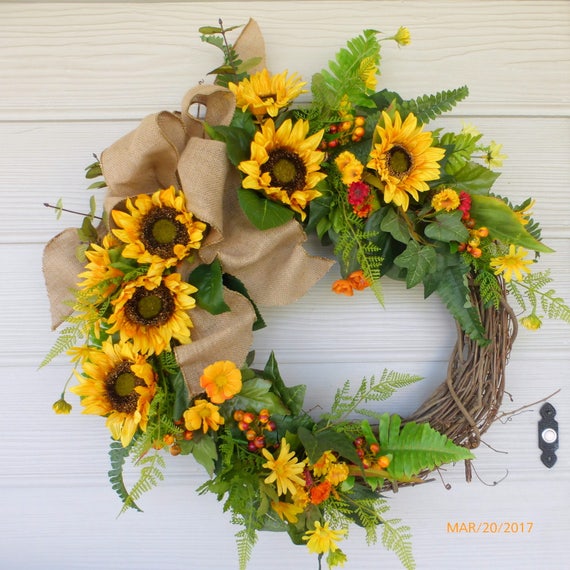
[262,148,307,195]
[125,284,175,327]
[106,361,143,413]
[387,145,413,177]
[141,206,190,259]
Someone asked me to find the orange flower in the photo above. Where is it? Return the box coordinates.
[183,399,224,433]
[200,360,242,404]
[332,279,353,296]
[347,270,369,291]
[310,481,332,505]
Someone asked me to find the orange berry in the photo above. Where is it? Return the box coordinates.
[457,243,467,252]
[233,410,244,422]
[246,429,257,441]
[163,434,175,446]
[377,455,390,469]
[470,247,482,258]
[477,227,489,238]
[354,116,366,127]
[341,120,352,131]
[468,236,480,248]
[183,430,194,441]
[370,443,380,455]
[328,139,339,148]
[265,420,277,432]
[466,218,476,229]
[353,126,365,138]
[170,444,182,456]
[238,420,250,431]
[254,436,266,449]
[242,412,256,424]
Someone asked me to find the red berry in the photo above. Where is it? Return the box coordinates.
[247,441,258,452]
[254,436,266,449]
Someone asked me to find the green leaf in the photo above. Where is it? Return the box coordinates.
[393,241,436,289]
[189,434,218,476]
[470,194,554,253]
[378,414,475,480]
[450,161,500,194]
[237,56,263,73]
[169,369,190,420]
[77,216,98,243]
[435,262,488,343]
[223,273,266,331]
[204,122,253,167]
[108,440,142,512]
[298,426,362,466]
[262,352,306,415]
[230,378,290,415]
[379,206,411,244]
[399,86,469,124]
[188,259,231,315]
[238,188,295,230]
[424,211,470,243]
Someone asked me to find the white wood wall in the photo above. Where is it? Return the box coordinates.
[1,2,569,569]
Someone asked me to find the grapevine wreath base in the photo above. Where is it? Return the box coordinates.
[43,18,565,570]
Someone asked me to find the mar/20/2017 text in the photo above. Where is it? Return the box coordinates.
[447,521,534,534]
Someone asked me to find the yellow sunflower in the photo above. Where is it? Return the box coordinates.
[107,272,197,355]
[77,233,123,298]
[70,340,157,446]
[238,118,326,220]
[367,111,445,211]
[112,186,207,275]
[228,69,306,118]
[489,244,533,282]
[261,438,307,496]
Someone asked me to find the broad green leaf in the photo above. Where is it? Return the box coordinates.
[203,122,252,166]
[450,161,499,194]
[237,56,263,73]
[190,435,218,476]
[223,272,266,331]
[394,241,437,289]
[424,211,470,243]
[470,194,553,253]
[77,216,98,243]
[169,369,190,420]
[230,378,290,415]
[238,188,295,230]
[188,259,231,315]
[262,352,306,415]
[378,414,475,481]
[298,426,362,466]
[379,206,411,244]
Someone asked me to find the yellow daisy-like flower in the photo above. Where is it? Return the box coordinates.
[107,273,197,355]
[77,233,123,297]
[461,122,481,137]
[432,188,460,212]
[303,521,347,555]
[484,141,507,169]
[200,360,242,404]
[261,438,306,496]
[367,111,445,211]
[228,69,306,118]
[514,199,535,226]
[489,244,534,282]
[112,186,207,275]
[70,340,157,446]
[520,313,542,330]
[238,118,326,220]
[271,499,305,524]
[393,26,411,46]
[183,399,224,433]
[325,462,350,486]
[311,450,337,477]
[335,151,364,185]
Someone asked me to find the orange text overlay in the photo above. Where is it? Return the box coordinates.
[447,521,534,534]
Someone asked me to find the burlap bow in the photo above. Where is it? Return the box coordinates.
[43,19,333,396]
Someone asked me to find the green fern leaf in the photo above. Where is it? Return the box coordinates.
[381,517,416,570]
[399,86,469,124]
[378,414,475,480]
[40,324,84,368]
[108,440,142,513]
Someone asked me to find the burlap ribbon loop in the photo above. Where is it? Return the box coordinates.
[43,18,333,396]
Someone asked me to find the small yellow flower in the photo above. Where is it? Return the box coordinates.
[52,397,72,415]
[461,122,481,137]
[262,438,306,496]
[489,244,533,282]
[514,199,535,226]
[303,521,347,555]
[432,188,460,212]
[393,26,411,46]
[311,450,336,477]
[325,462,350,486]
[183,399,224,434]
[484,141,508,168]
[200,360,242,404]
[271,500,305,523]
[520,314,542,330]
[334,151,363,185]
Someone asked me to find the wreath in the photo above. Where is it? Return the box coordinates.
[42,19,569,570]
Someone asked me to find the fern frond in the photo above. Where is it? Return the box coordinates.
[474,270,502,309]
[108,440,142,513]
[40,324,85,367]
[119,451,166,516]
[381,517,416,570]
[399,86,469,124]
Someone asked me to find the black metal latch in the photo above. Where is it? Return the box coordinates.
[538,403,559,468]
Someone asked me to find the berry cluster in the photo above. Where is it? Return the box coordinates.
[234,408,277,452]
[353,436,391,470]
[156,425,195,456]
[458,224,489,258]
[320,116,366,150]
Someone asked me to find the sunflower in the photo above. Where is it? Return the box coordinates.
[70,340,157,446]
[107,272,197,355]
[77,233,124,298]
[489,244,533,282]
[261,438,307,496]
[367,111,445,211]
[228,69,306,118]
[238,118,326,219]
[112,186,207,275]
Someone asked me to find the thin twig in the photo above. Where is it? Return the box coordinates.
[493,389,561,422]
[44,202,103,220]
